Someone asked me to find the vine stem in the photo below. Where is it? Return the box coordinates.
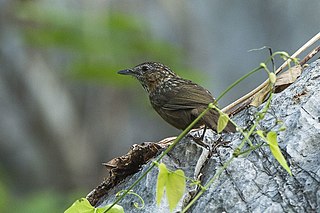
[216,66,263,103]
[103,33,320,212]
[181,156,235,213]
[104,107,212,212]
[182,85,274,212]
[222,32,320,114]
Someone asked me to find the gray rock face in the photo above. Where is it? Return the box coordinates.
[93,60,320,212]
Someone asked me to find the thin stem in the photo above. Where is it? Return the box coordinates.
[237,143,264,156]
[216,66,263,103]
[104,107,211,212]
[222,32,320,114]
[182,156,235,212]
[183,82,275,212]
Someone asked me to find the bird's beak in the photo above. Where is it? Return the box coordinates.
[118,69,134,75]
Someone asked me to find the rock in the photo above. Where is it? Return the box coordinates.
[88,60,320,213]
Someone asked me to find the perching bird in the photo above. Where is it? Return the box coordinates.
[118,62,236,133]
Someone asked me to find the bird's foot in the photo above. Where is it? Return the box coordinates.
[211,138,232,152]
[189,135,210,150]
[187,126,210,150]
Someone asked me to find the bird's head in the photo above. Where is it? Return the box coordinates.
[118,62,177,93]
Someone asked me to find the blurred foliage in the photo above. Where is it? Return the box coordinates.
[0,181,8,211]
[14,191,65,213]
[6,190,83,213]
[16,2,201,86]
[0,177,84,213]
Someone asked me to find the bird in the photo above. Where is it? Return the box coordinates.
[118,62,236,134]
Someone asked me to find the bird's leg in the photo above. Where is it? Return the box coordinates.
[200,125,207,140]
[188,126,210,149]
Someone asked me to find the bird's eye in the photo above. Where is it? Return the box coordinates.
[141,65,149,71]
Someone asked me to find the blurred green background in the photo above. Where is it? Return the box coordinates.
[0,0,319,212]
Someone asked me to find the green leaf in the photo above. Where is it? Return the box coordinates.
[278,51,290,60]
[266,132,292,176]
[156,163,169,205]
[156,163,186,212]
[64,198,94,213]
[217,112,230,133]
[259,62,267,69]
[166,169,186,212]
[256,130,266,140]
[208,103,215,109]
[269,73,277,84]
[98,204,124,213]
[64,198,124,213]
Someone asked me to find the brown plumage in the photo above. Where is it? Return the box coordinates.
[118,62,235,132]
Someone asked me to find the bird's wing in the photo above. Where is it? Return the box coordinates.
[152,82,215,111]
